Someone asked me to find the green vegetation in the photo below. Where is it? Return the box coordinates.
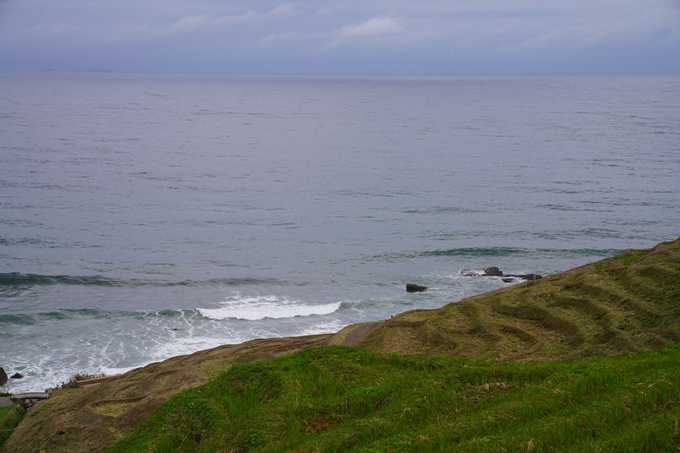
[0,406,24,447]
[106,344,680,452]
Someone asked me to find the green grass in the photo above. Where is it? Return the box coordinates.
[106,344,680,453]
[0,407,13,421]
[0,406,24,447]
[616,249,648,266]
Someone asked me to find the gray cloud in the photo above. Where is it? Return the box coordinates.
[338,17,403,38]
[0,0,678,73]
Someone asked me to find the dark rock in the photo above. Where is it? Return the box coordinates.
[10,372,23,379]
[0,367,7,386]
[462,268,543,281]
[502,278,514,283]
[484,267,504,277]
[506,273,543,281]
[406,284,427,293]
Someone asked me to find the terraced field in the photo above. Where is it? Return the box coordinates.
[354,238,680,361]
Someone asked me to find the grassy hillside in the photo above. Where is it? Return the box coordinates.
[0,335,332,453]
[352,238,680,361]
[2,238,679,452]
[106,345,680,452]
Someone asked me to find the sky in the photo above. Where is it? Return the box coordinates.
[0,0,679,75]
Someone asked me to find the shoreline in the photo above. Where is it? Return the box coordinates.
[3,237,679,452]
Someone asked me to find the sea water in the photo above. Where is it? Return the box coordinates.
[1,72,679,392]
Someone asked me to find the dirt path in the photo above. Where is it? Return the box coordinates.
[341,322,382,346]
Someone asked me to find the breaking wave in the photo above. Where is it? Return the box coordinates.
[198,294,342,321]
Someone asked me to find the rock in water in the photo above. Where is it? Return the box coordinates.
[406,284,427,292]
[0,367,7,386]
[10,372,23,379]
[484,267,504,277]
[502,274,543,282]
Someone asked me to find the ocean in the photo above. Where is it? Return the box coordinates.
[1,72,679,393]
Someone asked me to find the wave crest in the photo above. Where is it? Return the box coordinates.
[198,294,341,321]
[0,272,297,288]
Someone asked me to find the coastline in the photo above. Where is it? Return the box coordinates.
[1,322,392,452]
[3,237,680,452]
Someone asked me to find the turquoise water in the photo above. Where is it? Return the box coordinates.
[1,72,679,392]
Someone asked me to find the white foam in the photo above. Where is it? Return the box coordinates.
[98,365,138,378]
[298,319,346,336]
[459,268,486,276]
[197,294,341,321]
[147,335,243,360]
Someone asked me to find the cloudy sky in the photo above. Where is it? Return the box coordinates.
[0,0,679,74]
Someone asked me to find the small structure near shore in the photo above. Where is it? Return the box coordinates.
[9,392,49,410]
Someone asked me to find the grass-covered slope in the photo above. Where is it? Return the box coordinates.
[0,335,332,453]
[106,345,680,453]
[354,238,680,361]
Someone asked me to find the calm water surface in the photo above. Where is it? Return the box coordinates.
[1,73,679,392]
